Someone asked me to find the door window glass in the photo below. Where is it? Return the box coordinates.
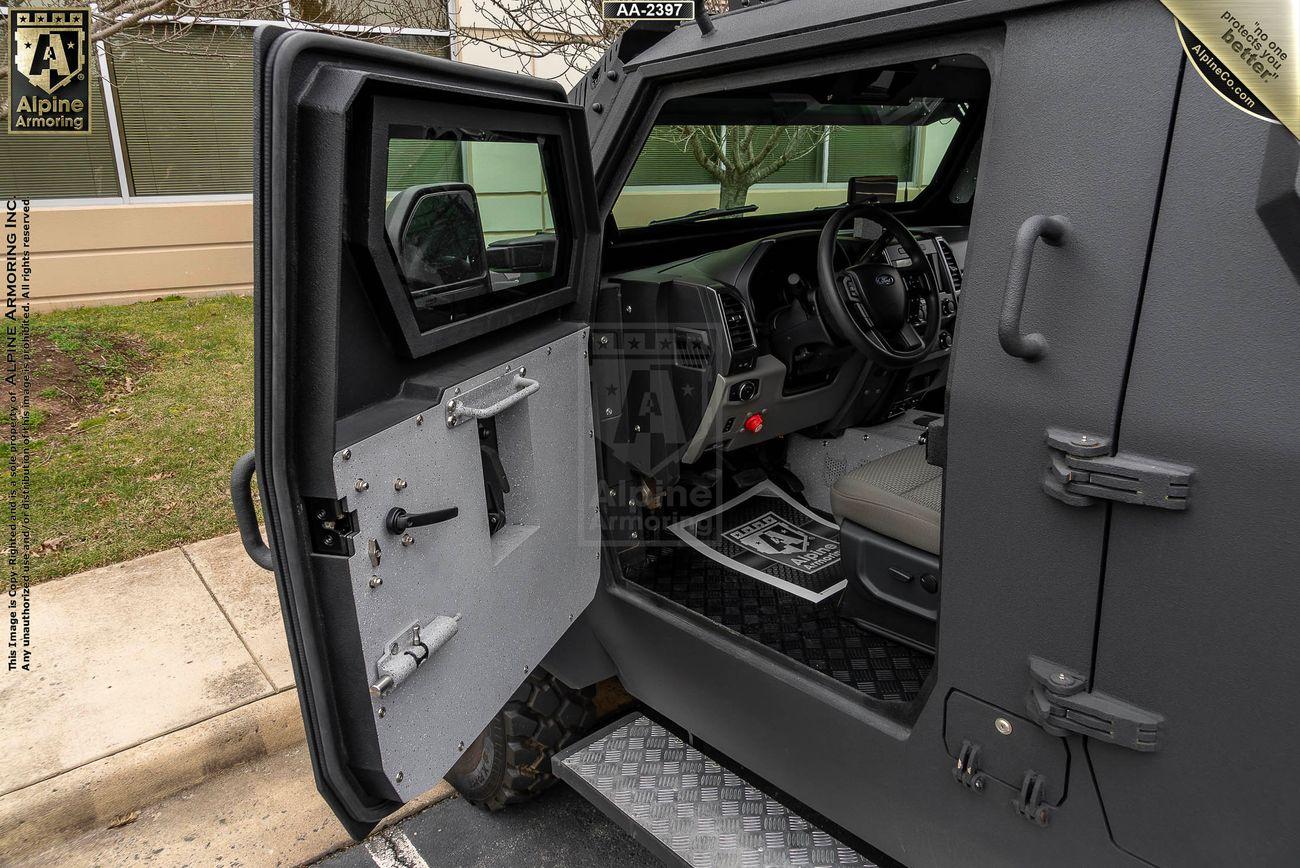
[385,133,563,331]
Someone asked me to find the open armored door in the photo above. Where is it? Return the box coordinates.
[247,27,602,835]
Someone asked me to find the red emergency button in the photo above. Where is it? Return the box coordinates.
[744,413,764,434]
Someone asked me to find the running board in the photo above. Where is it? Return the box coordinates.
[553,713,876,867]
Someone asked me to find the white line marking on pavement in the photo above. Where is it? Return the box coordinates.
[365,828,430,868]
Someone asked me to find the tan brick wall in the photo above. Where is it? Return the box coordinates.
[31,200,253,311]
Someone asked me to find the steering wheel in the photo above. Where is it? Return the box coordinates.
[815,202,942,369]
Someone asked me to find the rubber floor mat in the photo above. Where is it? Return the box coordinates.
[625,545,933,702]
[668,480,845,603]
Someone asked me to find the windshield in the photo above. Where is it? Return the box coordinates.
[613,100,968,229]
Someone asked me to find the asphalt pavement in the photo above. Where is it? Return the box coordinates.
[316,782,662,868]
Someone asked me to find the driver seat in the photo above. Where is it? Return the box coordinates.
[830,445,942,555]
[830,441,944,652]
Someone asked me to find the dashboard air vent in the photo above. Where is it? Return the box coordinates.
[673,328,711,370]
[717,292,756,353]
[935,237,963,297]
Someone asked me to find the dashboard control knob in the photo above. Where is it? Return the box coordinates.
[744,413,764,434]
[736,380,758,402]
[938,331,952,349]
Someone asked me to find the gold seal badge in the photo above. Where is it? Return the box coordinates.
[1162,0,1297,136]
[7,7,92,134]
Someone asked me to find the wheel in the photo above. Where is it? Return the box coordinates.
[445,668,597,811]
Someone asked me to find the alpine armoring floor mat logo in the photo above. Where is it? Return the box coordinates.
[668,480,845,603]
[724,513,839,575]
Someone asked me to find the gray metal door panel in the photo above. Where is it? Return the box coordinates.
[1088,81,1300,865]
[332,328,600,802]
[253,27,604,834]
[939,0,1185,710]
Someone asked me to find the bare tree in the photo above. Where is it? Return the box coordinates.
[652,124,830,209]
[1,0,448,121]
[459,0,831,209]
[454,0,623,75]
[4,0,829,209]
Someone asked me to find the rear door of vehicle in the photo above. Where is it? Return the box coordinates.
[251,27,602,835]
[1085,78,1300,866]
[939,0,1184,724]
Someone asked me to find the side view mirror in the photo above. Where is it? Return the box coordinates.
[486,233,558,273]
[385,183,490,304]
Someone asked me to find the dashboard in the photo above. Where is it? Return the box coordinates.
[592,224,968,476]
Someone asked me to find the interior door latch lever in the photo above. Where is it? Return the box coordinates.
[386,505,459,535]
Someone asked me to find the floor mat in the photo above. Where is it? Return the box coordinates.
[668,480,845,603]
[625,545,933,703]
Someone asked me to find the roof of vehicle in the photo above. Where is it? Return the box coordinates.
[619,0,1066,69]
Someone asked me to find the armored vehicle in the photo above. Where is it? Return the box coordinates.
[232,1,1300,864]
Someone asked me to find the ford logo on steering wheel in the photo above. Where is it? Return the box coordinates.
[874,274,896,286]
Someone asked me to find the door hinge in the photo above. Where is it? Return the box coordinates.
[1025,656,1163,752]
[1042,428,1192,510]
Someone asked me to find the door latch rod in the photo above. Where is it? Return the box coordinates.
[370,614,461,698]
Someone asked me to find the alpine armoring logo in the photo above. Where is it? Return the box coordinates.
[8,7,91,135]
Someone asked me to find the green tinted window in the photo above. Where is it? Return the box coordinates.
[826,127,914,183]
[615,112,963,228]
[109,26,256,196]
[742,126,822,184]
[625,133,715,186]
[109,27,449,197]
[388,141,462,188]
[0,64,120,198]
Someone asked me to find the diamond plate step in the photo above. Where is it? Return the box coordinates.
[553,713,876,868]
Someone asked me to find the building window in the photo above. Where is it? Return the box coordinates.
[0,14,450,202]
[0,62,120,199]
[108,26,256,196]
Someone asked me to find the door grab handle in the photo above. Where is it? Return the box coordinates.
[230,451,273,571]
[446,371,539,427]
[1000,215,1069,361]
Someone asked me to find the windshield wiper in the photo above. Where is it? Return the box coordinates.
[649,204,758,225]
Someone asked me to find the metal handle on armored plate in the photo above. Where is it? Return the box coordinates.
[446,373,540,427]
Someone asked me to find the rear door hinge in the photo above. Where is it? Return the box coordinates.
[1042,428,1192,510]
[1025,656,1163,752]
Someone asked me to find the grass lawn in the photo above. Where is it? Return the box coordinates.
[26,295,256,582]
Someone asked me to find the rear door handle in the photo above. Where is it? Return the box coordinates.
[1000,215,1070,361]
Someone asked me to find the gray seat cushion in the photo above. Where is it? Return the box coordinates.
[830,444,942,555]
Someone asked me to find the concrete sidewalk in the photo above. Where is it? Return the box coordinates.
[0,532,359,864]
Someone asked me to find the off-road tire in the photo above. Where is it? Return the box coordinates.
[445,669,597,811]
